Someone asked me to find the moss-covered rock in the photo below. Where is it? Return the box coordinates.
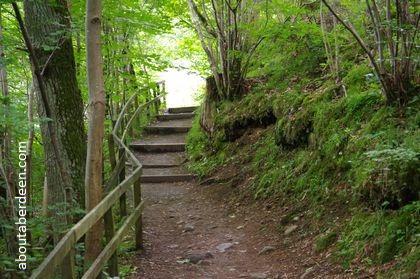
[274,108,313,149]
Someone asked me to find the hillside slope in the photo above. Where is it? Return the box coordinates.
[186,63,419,278]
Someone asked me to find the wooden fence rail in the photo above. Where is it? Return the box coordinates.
[29,82,166,279]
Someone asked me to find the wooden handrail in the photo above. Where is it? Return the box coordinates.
[29,81,166,279]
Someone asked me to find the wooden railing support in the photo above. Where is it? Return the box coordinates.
[104,209,118,276]
[29,81,166,279]
[62,248,76,279]
[133,177,143,249]
[118,147,127,217]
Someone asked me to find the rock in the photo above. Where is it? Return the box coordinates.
[167,244,179,249]
[258,246,276,255]
[199,259,211,266]
[300,267,314,279]
[183,223,195,232]
[249,272,268,279]
[284,225,298,235]
[216,242,234,252]
[236,225,244,229]
[184,252,213,264]
[293,216,300,222]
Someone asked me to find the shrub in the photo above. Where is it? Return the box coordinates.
[359,147,419,209]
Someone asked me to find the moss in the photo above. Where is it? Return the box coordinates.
[186,51,419,276]
[215,88,276,142]
[315,230,338,252]
[358,147,419,209]
[274,108,312,149]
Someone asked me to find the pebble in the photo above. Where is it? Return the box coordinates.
[258,246,276,255]
[183,223,195,232]
[300,267,314,279]
[184,252,214,264]
[284,225,298,235]
[249,272,268,279]
[216,242,234,252]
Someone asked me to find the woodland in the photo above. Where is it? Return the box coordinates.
[0,0,419,278]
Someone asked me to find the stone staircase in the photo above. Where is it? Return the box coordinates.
[130,106,197,183]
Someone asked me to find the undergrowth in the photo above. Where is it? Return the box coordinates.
[185,12,419,273]
[186,66,419,275]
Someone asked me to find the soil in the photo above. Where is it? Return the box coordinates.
[126,114,370,279]
[127,179,367,279]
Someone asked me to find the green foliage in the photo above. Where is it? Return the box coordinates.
[274,107,312,149]
[315,230,338,253]
[359,147,419,209]
[186,110,226,177]
[186,57,419,275]
[214,87,276,142]
[336,202,419,271]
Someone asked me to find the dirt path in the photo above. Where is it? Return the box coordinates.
[128,107,359,279]
[128,180,355,279]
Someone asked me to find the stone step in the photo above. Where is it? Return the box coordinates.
[131,133,187,144]
[140,174,194,183]
[167,106,198,114]
[131,143,185,152]
[157,113,195,121]
[144,126,190,134]
[140,167,194,183]
[149,118,193,128]
[136,152,185,168]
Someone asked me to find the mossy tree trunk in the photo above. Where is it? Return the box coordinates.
[23,0,86,226]
[200,76,220,137]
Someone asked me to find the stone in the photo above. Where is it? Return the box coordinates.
[300,267,314,279]
[249,272,268,279]
[258,246,276,255]
[284,225,298,235]
[183,223,195,232]
[184,252,213,264]
[216,242,234,252]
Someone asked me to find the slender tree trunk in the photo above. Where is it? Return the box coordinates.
[84,0,106,265]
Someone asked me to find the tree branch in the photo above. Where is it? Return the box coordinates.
[321,0,389,95]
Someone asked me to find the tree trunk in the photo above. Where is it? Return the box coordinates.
[200,76,220,137]
[84,0,106,265]
[23,0,86,224]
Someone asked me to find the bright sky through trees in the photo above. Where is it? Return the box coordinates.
[160,68,203,108]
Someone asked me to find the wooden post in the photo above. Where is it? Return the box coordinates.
[62,249,76,279]
[108,134,116,170]
[104,209,118,276]
[119,147,127,217]
[162,82,166,109]
[133,177,143,249]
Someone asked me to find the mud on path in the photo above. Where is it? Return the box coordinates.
[127,179,359,279]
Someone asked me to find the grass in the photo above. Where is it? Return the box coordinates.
[185,67,419,276]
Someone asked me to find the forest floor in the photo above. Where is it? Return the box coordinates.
[125,108,370,279]
[127,178,368,279]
